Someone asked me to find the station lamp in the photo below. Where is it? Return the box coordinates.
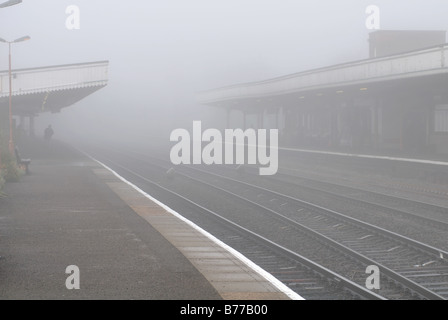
[0,35,31,155]
[0,0,22,8]
[0,0,23,167]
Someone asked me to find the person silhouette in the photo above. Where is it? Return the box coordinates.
[44,125,54,141]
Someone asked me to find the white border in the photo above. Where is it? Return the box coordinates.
[87,153,304,301]
[281,146,448,166]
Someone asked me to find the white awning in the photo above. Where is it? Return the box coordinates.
[198,44,448,105]
[0,60,109,116]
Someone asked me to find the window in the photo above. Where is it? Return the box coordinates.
[434,105,448,133]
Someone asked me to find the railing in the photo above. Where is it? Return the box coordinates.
[0,60,109,97]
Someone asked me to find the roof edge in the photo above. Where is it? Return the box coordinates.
[0,60,109,74]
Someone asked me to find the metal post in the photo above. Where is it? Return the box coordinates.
[29,116,35,137]
[8,42,14,155]
[0,0,24,167]
[243,109,247,130]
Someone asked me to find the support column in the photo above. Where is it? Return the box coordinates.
[226,108,231,129]
[399,103,404,152]
[263,107,268,129]
[330,103,338,147]
[275,108,279,129]
[0,105,8,143]
[19,115,25,131]
[257,110,264,130]
[377,102,382,147]
[29,116,35,137]
[243,109,247,130]
[347,98,355,150]
[373,98,384,151]
[371,101,378,150]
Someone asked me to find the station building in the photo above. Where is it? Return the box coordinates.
[198,31,448,156]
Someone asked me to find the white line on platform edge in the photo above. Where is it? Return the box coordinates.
[85,152,304,301]
[281,146,448,166]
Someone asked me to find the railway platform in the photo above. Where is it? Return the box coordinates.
[0,140,295,300]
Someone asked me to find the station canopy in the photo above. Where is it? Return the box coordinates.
[197,44,448,107]
[0,60,109,116]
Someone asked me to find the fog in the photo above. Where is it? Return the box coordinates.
[1,0,448,149]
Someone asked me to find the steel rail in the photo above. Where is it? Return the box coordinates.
[87,151,385,300]
[100,149,446,300]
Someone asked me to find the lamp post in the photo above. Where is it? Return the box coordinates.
[0,0,22,8]
[0,0,22,169]
[0,35,31,155]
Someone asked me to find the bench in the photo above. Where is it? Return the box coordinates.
[15,147,31,175]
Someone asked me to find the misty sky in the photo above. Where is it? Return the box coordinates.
[1,0,448,145]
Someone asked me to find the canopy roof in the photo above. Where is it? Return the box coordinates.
[0,60,109,116]
[198,44,448,106]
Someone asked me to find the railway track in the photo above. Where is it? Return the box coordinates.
[86,151,384,300]
[266,167,448,230]
[86,147,448,299]
[179,166,448,298]
[189,164,448,257]
[279,157,448,204]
